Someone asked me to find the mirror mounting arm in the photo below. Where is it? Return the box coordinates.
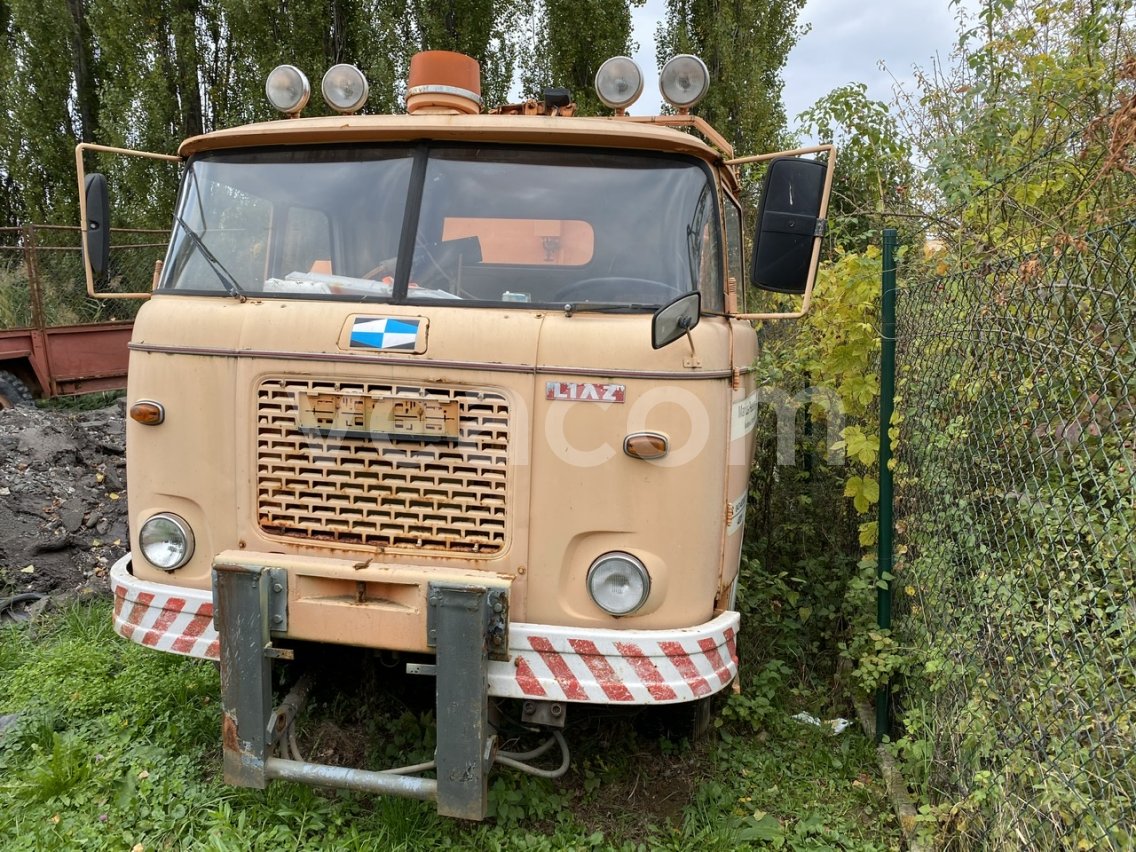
[727,144,836,322]
[75,142,182,300]
[683,323,696,357]
[723,143,834,169]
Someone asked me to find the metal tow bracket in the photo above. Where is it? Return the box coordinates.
[213,561,275,788]
[213,563,507,820]
[428,583,506,819]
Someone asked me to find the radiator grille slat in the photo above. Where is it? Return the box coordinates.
[255,378,510,554]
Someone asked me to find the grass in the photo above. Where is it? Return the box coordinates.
[0,601,900,851]
[35,389,126,411]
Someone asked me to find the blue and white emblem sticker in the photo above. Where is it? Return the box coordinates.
[349,317,421,351]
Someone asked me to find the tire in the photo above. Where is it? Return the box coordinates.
[636,695,715,742]
[0,371,34,410]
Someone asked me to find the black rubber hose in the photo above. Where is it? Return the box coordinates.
[0,593,47,619]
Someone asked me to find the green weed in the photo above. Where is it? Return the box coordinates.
[0,600,900,851]
[17,732,95,801]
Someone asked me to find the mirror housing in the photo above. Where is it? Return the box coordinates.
[652,291,700,349]
[84,173,110,275]
[749,157,827,295]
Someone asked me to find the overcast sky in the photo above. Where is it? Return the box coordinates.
[630,0,973,138]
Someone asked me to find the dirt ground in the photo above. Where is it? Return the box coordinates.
[0,403,128,616]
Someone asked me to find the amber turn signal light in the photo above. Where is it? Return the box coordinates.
[129,400,165,425]
[623,432,668,460]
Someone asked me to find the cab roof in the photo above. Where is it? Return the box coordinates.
[178,113,729,170]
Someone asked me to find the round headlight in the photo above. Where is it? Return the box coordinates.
[587,552,650,616]
[659,54,710,110]
[321,64,369,114]
[139,513,195,571]
[594,56,643,111]
[265,65,311,115]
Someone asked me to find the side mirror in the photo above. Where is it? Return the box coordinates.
[750,157,827,294]
[652,291,700,349]
[84,173,110,275]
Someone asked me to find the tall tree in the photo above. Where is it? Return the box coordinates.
[547,0,641,113]
[213,0,407,125]
[66,0,100,143]
[798,83,916,253]
[0,0,100,224]
[0,0,25,226]
[169,0,204,139]
[4,0,797,226]
[405,0,525,106]
[85,0,201,227]
[656,0,807,154]
[3,0,85,222]
[911,0,1136,251]
[517,0,642,114]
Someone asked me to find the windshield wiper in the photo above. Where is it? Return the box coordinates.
[561,302,659,316]
[172,212,247,300]
[686,183,712,287]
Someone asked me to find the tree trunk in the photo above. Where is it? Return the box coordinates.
[65,0,99,142]
[172,0,204,137]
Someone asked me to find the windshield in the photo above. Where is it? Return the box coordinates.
[160,143,722,309]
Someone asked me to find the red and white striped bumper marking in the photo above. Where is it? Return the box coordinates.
[110,553,740,705]
[110,554,219,661]
[488,613,740,705]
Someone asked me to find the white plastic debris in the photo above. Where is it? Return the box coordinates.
[792,712,853,734]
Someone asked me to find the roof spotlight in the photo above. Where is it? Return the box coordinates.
[594,56,643,112]
[265,65,311,116]
[321,64,369,114]
[659,54,710,111]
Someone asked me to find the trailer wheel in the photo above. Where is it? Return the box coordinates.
[0,371,34,409]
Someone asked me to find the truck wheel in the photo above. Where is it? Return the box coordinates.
[637,696,714,742]
[0,371,34,409]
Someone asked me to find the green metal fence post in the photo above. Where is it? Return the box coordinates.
[876,228,898,742]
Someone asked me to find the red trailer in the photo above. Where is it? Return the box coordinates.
[0,319,133,407]
[0,224,157,407]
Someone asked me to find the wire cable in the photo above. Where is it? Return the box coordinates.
[496,733,559,762]
[494,730,570,779]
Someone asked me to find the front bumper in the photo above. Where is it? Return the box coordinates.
[110,553,739,705]
[111,553,220,659]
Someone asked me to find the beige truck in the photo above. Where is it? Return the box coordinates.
[80,51,832,819]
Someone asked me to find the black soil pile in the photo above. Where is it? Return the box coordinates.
[0,403,128,610]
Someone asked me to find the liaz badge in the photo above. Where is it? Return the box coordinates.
[347,316,424,352]
[545,381,626,403]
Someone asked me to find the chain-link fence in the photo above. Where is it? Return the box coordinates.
[0,224,168,330]
[892,220,1135,846]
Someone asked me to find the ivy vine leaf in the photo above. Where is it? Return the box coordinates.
[833,426,879,467]
[844,475,881,513]
[859,521,879,546]
[842,374,878,409]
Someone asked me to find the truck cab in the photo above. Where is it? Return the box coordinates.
[83,51,832,819]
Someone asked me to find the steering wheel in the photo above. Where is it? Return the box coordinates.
[551,277,679,304]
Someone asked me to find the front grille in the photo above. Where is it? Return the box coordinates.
[256,377,510,554]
